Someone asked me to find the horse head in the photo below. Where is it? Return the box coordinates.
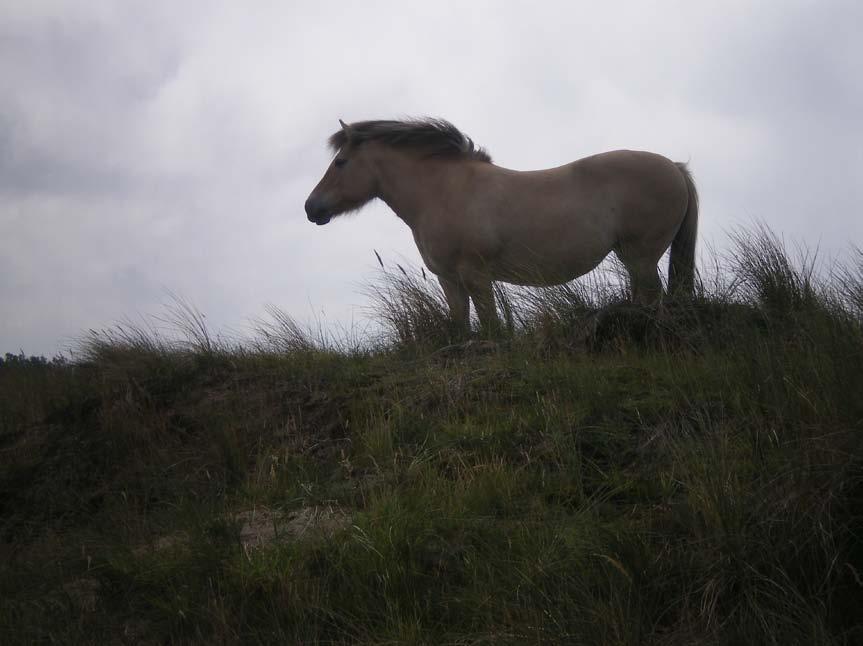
[304,119,379,225]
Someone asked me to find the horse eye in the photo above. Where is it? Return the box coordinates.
[334,158,348,168]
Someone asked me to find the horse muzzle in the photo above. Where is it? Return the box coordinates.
[305,197,332,226]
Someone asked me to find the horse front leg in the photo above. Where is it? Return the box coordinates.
[438,275,470,335]
[467,278,501,337]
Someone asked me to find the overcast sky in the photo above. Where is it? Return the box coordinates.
[1,0,861,355]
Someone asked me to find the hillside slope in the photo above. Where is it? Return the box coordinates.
[2,234,862,645]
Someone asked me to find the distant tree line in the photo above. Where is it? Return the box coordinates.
[0,352,68,368]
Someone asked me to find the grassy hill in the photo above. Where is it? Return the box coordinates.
[1,230,862,645]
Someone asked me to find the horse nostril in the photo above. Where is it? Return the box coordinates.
[305,197,332,225]
[304,197,317,218]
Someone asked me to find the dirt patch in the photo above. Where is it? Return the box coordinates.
[62,577,101,612]
[236,505,351,550]
[120,618,159,646]
[133,506,350,558]
[132,530,189,557]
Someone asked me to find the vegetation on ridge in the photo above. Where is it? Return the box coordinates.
[1,228,862,644]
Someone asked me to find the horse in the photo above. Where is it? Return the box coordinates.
[304,118,698,331]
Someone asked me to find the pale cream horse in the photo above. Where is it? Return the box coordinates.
[305,118,698,331]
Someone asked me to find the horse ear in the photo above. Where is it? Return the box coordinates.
[339,119,351,137]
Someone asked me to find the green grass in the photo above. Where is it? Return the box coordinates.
[1,229,862,644]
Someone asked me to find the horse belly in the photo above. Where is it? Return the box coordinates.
[490,210,615,286]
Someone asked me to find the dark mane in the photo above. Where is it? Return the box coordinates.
[328,118,492,163]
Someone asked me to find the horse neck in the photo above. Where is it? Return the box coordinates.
[372,149,462,229]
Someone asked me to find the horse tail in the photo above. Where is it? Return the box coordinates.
[668,162,699,297]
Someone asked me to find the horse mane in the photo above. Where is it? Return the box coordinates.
[328,118,492,163]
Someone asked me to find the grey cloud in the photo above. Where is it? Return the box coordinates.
[0,16,178,103]
[689,4,863,125]
[0,9,181,197]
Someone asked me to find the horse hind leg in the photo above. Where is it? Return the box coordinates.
[619,255,662,305]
